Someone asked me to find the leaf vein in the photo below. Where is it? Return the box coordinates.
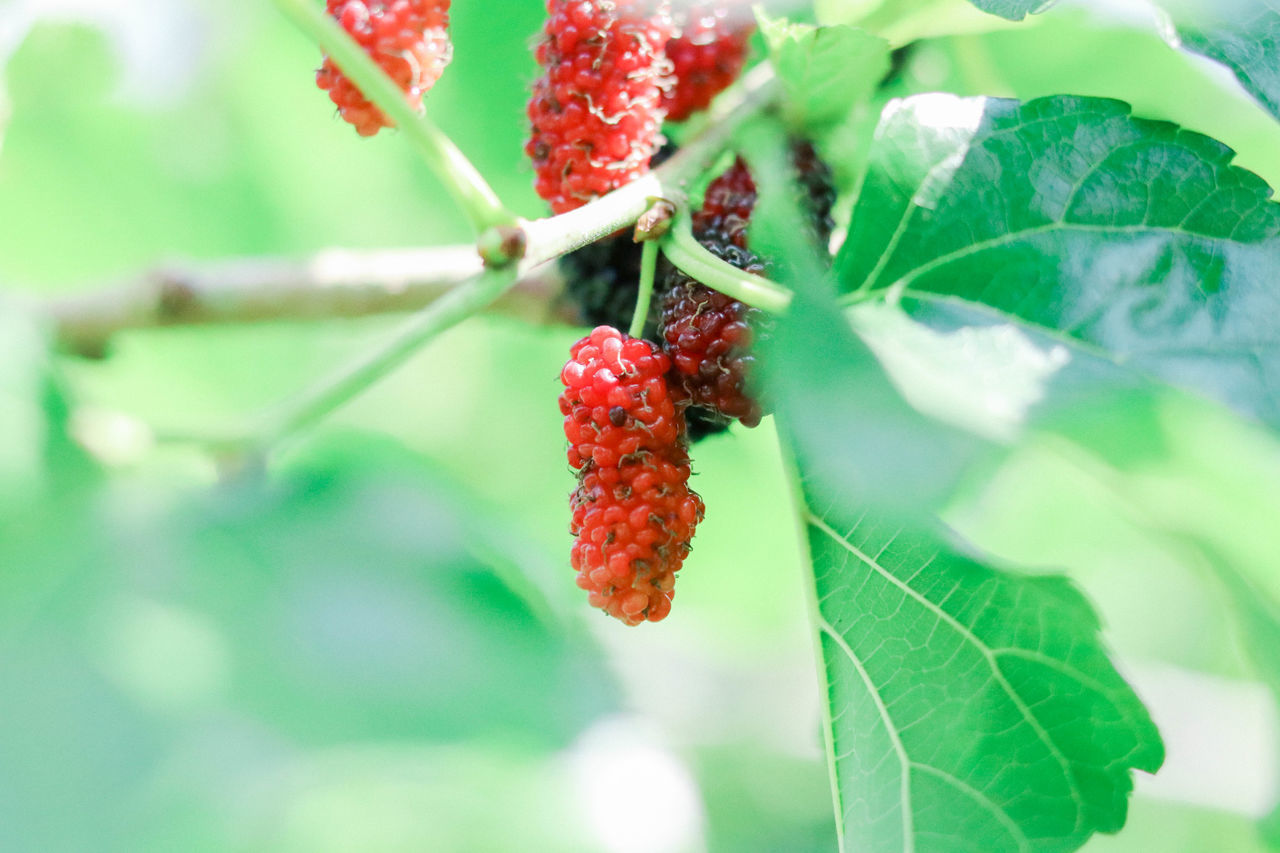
[809,511,1088,832]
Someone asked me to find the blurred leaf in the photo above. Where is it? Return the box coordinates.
[1159,0,1280,123]
[153,436,616,746]
[1263,807,1280,849]
[765,284,992,514]
[844,299,1148,444]
[1081,798,1278,852]
[1208,557,1280,848]
[696,746,839,852]
[742,120,993,514]
[759,16,891,130]
[0,427,619,849]
[965,0,1056,20]
[802,482,1164,853]
[835,93,1280,430]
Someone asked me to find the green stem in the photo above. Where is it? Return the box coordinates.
[629,239,659,338]
[273,0,513,232]
[260,267,517,443]
[662,215,792,314]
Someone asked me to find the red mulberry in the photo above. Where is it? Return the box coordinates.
[559,326,703,625]
[315,0,453,137]
[663,3,753,122]
[527,1,674,213]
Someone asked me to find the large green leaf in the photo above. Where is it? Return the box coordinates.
[1159,0,1280,123]
[965,0,1057,21]
[803,485,1164,852]
[835,93,1280,429]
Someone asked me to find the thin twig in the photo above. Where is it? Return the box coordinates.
[629,239,659,338]
[40,64,780,358]
[259,265,520,444]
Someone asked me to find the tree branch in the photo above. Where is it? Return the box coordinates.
[40,247,569,358]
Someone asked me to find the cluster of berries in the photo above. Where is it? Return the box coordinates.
[559,327,704,625]
[560,143,834,624]
[315,0,453,136]
[309,0,830,625]
[527,0,753,212]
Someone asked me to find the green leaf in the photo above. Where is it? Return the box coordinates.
[964,0,1057,21]
[803,485,1164,852]
[1159,0,1280,123]
[835,93,1280,430]
[760,16,891,130]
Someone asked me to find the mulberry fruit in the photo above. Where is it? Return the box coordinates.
[663,3,753,122]
[527,0,674,213]
[658,141,833,427]
[660,240,771,427]
[315,0,453,137]
[692,155,757,249]
[559,326,703,625]
[789,139,836,251]
[692,143,835,252]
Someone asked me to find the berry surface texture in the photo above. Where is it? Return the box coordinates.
[527,0,674,213]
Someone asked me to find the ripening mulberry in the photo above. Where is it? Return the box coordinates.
[658,142,833,427]
[527,0,674,213]
[661,240,771,427]
[692,155,757,249]
[692,143,836,251]
[662,3,753,122]
[315,0,453,137]
[559,326,703,625]
[789,139,836,251]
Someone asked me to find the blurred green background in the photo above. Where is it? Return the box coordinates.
[0,0,1277,850]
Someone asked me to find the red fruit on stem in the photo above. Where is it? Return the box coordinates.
[660,240,769,427]
[316,0,453,137]
[658,142,836,428]
[559,326,703,625]
[527,0,674,213]
[662,3,753,122]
